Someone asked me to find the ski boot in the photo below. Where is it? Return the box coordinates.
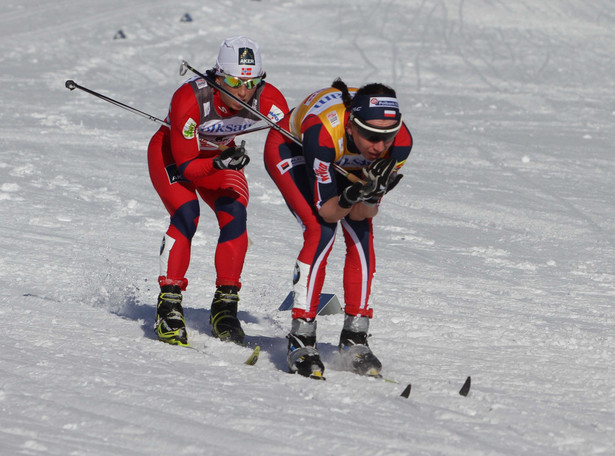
[338,315,382,377]
[287,318,325,380]
[154,285,188,346]
[210,285,245,345]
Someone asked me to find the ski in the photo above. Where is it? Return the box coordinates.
[400,384,412,398]
[309,371,326,380]
[459,376,471,396]
[244,345,261,366]
[399,376,472,398]
[183,343,261,366]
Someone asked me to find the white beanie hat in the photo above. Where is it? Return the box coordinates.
[214,36,263,77]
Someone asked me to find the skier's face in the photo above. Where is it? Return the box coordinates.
[347,118,398,161]
[216,75,260,111]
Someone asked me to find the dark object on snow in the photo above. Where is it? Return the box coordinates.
[459,376,471,397]
[400,384,412,398]
[180,13,192,22]
[114,30,126,39]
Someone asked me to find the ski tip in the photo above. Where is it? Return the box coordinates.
[459,376,471,397]
[365,368,382,378]
[400,383,412,398]
[309,371,326,381]
[244,345,261,366]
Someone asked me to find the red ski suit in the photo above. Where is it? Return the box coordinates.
[264,87,412,320]
[148,76,288,290]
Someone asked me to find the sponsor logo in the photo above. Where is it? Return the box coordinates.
[293,262,300,285]
[327,111,340,127]
[183,118,197,139]
[202,101,210,117]
[337,154,370,169]
[313,158,331,183]
[276,156,305,175]
[368,97,399,109]
[238,47,256,65]
[165,164,188,184]
[195,78,208,89]
[312,92,342,111]
[199,121,253,134]
[303,90,320,106]
[268,105,285,123]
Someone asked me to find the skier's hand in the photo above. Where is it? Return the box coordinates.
[213,141,250,170]
[385,172,403,193]
[338,182,367,208]
[339,179,388,208]
[361,158,397,196]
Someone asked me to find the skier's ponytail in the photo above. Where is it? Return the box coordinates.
[331,78,353,109]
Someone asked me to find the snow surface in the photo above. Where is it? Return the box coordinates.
[1,0,614,455]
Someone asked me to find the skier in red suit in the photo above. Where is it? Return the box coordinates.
[148,36,288,346]
[264,79,412,378]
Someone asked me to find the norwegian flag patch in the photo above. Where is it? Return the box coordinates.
[241,67,252,76]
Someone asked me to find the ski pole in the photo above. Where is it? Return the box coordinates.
[65,80,170,128]
[64,79,231,150]
[179,61,365,184]
[66,77,363,183]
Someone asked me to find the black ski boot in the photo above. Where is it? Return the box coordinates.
[210,285,245,345]
[287,318,325,379]
[155,285,188,346]
[338,315,382,376]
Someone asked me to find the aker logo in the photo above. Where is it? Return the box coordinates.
[183,118,197,139]
[165,164,187,184]
[238,47,255,65]
[313,158,331,184]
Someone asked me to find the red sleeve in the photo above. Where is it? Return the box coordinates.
[168,83,216,181]
[257,83,290,122]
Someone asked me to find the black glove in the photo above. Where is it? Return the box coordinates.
[213,140,250,170]
[363,172,404,205]
[339,178,389,208]
[385,172,403,193]
[361,158,397,196]
[339,159,401,208]
[339,182,365,208]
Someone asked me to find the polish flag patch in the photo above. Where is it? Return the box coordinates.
[384,109,397,118]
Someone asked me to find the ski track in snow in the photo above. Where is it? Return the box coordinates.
[1,1,614,455]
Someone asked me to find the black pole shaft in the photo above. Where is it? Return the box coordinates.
[65,80,170,127]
